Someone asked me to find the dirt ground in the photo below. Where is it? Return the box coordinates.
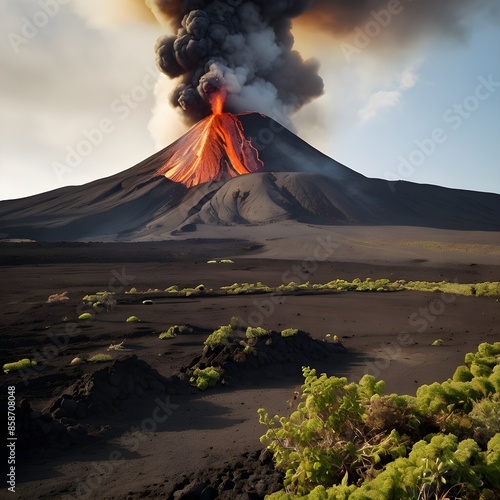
[1,239,499,499]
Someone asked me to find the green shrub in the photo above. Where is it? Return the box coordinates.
[88,354,112,363]
[190,367,221,390]
[431,339,444,346]
[281,328,299,337]
[3,358,37,373]
[260,342,500,498]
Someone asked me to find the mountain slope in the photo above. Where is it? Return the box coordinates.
[1,112,499,241]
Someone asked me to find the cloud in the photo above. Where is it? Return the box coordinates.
[399,65,420,89]
[358,90,401,123]
[358,63,420,123]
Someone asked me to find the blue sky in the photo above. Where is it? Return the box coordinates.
[1,1,499,200]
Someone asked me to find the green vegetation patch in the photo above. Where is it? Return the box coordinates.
[190,367,221,391]
[115,279,500,299]
[126,315,141,323]
[78,313,93,321]
[88,354,113,363]
[260,342,500,499]
[205,324,234,348]
[3,359,37,373]
[246,326,271,339]
[159,326,178,339]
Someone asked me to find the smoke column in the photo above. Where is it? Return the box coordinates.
[152,0,324,125]
[75,0,499,133]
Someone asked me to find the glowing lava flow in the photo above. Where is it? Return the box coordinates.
[155,93,264,187]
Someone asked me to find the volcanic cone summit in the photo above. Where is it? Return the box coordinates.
[155,112,264,188]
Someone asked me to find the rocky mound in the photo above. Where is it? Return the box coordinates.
[47,355,184,420]
[184,329,346,388]
[167,449,283,500]
[15,399,88,452]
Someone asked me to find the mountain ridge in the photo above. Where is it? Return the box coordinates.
[1,112,500,241]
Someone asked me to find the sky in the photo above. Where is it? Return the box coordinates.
[1,1,499,201]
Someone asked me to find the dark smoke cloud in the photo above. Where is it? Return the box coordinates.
[301,0,499,44]
[151,0,498,124]
[153,0,324,124]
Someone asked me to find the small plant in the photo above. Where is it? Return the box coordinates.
[3,358,37,373]
[281,328,299,337]
[159,326,178,339]
[207,260,218,264]
[126,315,140,323]
[78,313,93,321]
[246,326,270,339]
[126,287,138,294]
[190,367,221,390]
[205,324,233,348]
[230,316,240,329]
[82,292,116,310]
[88,354,112,363]
[107,342,132,351]
[47,291,69,304]
[432,339,444,346]
[220,259,235,264]
[244,345,257,356]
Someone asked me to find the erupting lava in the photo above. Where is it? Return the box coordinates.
[156,90,264,188]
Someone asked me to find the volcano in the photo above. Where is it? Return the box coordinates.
[1,112,500,241]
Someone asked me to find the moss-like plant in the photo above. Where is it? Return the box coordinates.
[78,313,93,321]
[126,315,140,323]
[244,345,257,356]
[432,339,444,346]
[88,354,112,363]
[281,328,299,337]
[190,367,221,390]
[159,326,178,339]
[246,326,270,338]
[3,358,37,373]
[205,324,233,348]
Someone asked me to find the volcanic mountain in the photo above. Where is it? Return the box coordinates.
[1,111,500,241]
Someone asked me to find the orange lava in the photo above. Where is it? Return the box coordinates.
[210,91,225,115]
[156,112,264,188]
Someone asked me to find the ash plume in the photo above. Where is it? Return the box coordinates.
[74,0,498,134]
[300,0,498,44]
[153,0,324,124]
[150,0,498,125]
